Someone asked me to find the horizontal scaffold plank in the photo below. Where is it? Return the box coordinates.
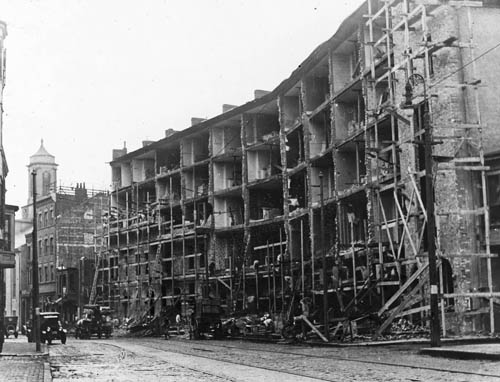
[443,292,500,298]
[437,207,485,216]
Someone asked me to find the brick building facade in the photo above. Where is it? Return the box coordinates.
[20,142,108,324]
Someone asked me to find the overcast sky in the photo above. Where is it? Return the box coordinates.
[1,0,364,209]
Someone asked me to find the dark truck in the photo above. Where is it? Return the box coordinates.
[75,305,113,339]
[185,297,223,339]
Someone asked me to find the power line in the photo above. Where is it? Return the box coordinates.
[430,40,500,90]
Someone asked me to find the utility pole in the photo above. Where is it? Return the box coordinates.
[403,74,440,347]
[319,171,329,340]
[423,99,440,348]
[31,170,41,352]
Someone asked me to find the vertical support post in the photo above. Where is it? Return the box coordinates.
[169,177,174,302]
[355,142,360,184]
[272,241,276,318]
[311,215,315,308]
[204,234,209,296]
[230,236,234,312]
[108,191,116,312]
[78,257,81,319]
[351,221,357,301]
[92,198,97,310]
[266,241,271,313]
[243,247,246,310]
[32,170,41,352]
[439,262,446,336]
[193,167,199,300]
[255,264,259,311]
[300,220,305,297]
[319,171,329,340]
[279,228,284,315]
[125,190,131,316]
[423,98,440,348]
[136,185,141,312]
[403,74,440,347]
[194,201,198,292]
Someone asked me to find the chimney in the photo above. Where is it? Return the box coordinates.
[75,182,88,202]
[112,146,127,160]
[254,89,270,99]
[142,140,154,147]
[222,104,237,113]
[191,117,206,126]
[165,128,176,138]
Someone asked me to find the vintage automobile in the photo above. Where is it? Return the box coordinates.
[4,316,18,338]
[75,305,113,339]
[26,312,67,344]
[40,312,67,345]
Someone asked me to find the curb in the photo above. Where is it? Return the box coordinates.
[420,348,500,361]
[303,336,500,348]
[0,351,49,357]
[168,334,500,348]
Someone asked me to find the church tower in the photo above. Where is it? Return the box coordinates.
[27,139,58,204]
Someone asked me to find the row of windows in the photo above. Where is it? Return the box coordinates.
[26,263,55,285]
[38,263,55,284]
[38,237,55,257]
[37,208,55,228]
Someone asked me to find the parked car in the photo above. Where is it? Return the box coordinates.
[4,316,18,338]
[40,312,67,345]
[25,312,67,344]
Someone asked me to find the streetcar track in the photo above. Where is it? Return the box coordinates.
[144,338,500,380]
[49,338,500,381]
[134,341,331,382]
[51,341,239,382]
[93,340,324,382]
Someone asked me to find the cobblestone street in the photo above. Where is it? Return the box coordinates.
[45,337,500,381]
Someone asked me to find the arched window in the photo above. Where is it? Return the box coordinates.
[42,171,51,195]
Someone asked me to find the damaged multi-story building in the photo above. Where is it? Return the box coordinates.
[100,0,500,338]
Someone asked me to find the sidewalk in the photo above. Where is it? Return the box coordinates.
[0,341,51,382]
[421,343,500,360]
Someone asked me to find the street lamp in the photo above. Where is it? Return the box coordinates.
[402,73,440,347]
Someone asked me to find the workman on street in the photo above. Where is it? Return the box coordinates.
[294,296,311,339]
[176,313,182,335]
[164,316,170,340]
